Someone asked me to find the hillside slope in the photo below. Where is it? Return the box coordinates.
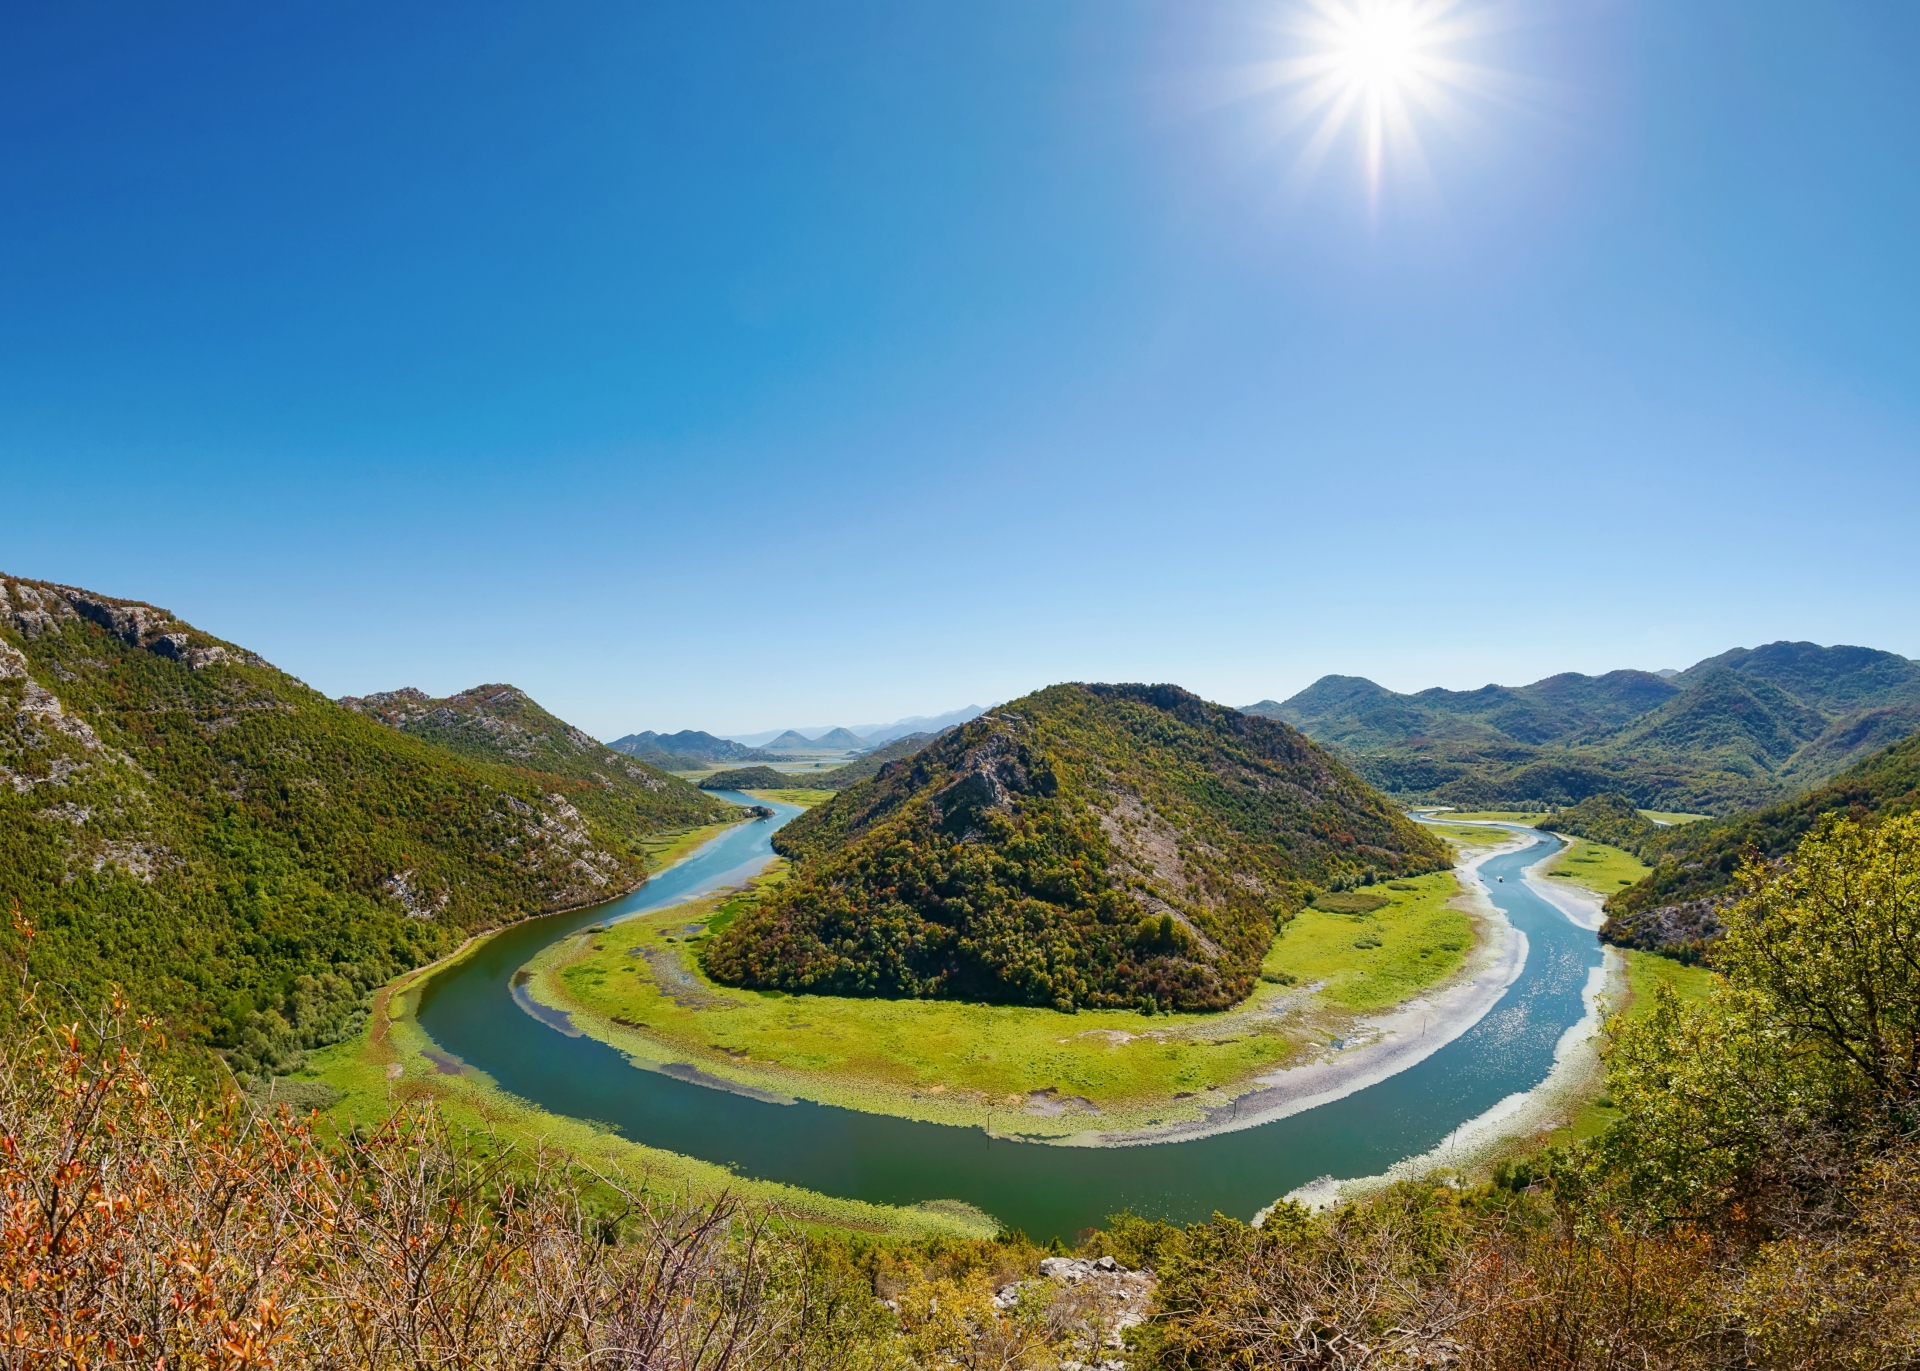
[0,575,729,1079]
[1599,732,1920,958]
[1250,642,1920,813]
[702,684,1448,1013]
[339,685,723,839]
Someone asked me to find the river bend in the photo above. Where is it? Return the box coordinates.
[415,798,1598,1238]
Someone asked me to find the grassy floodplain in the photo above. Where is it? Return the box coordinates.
[1262,875,1477,1013]
[634,819,744,872]
[1423,820,1522,849]
[528,865,1478,1139]
[1538,837,1651,895]
[744,787,837,805]
[1424,809,1551,826]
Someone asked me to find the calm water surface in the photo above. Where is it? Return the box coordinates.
[415,798,1597,1239]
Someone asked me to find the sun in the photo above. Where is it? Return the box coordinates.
[1252,0,1493,206]
[1331,3,1427,94]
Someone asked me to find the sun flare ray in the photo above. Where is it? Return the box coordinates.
[1241,0,1501,209]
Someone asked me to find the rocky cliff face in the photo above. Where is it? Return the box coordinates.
[3,578,264,671]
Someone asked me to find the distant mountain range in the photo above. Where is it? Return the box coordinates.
[758,726,869,753]
[609,707,988,768]
[721,705,986,750]
[605,729,773,770]
[1245,641,1920,815]
[846,706,986,746]
[700,732,941,793]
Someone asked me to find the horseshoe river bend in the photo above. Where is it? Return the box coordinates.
[411,795,1606,1239]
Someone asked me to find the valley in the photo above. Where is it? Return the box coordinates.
[16,12,1918,1356]
[4,574,1913,1251]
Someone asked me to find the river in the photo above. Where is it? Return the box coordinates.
[414,796,1599,1239]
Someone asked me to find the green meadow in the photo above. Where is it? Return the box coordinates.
[745,787,837,805]
[1425,809,1551,825]
[1425,820,1523,848]
[1538,837,1650,895]
[1263,871,1476,1013]
[1637,809,1711,825]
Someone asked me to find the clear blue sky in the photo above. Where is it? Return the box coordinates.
[3,1,1916,738]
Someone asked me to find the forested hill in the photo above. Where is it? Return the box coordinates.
[702,683,1448,1014]
[1537,792,1665,853]
[0,575,732,1080]
[339,684,724,836]
[1248,640,1920,813]
[1599,732,1920,959]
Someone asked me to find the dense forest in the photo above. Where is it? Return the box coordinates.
[1252,641,1920,813]
[1595,731,1920,960]
[703,684,1448,1013]
[0,576,726,1079]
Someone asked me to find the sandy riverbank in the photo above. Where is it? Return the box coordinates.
[1522,845,1609,931]
[1273,828,1626,1211]
[1279,944,1624,1213]
[1072,829,1538,1147]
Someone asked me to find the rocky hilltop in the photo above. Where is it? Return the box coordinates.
[339,684,723,837]
[0,574,726,1078]
[703,683,1447,1013]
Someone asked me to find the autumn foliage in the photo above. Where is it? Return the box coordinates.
[0,991,869,1369]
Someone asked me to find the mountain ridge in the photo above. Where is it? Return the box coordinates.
[339,684,725,839]
[608,729,763,770]
[1249,641,1920,812]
